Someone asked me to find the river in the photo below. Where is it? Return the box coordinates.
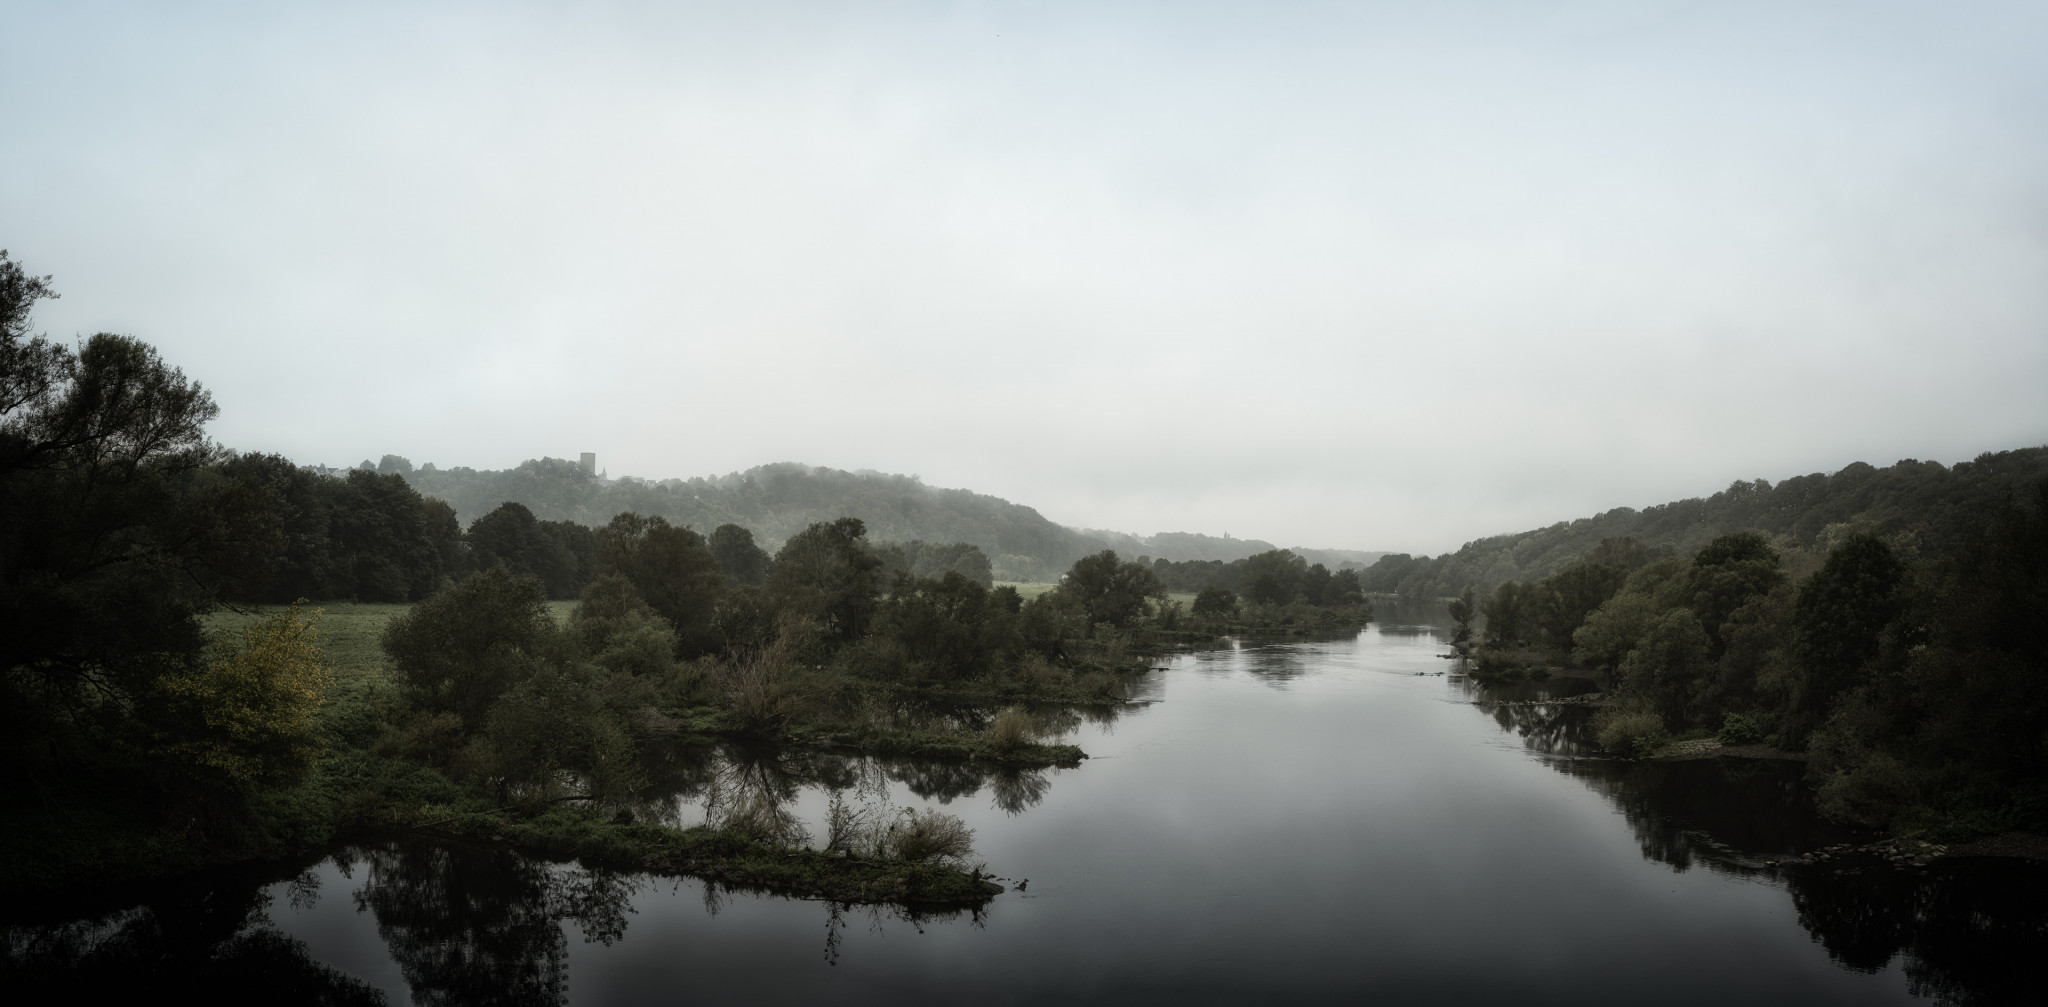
[8,618,2042,1004]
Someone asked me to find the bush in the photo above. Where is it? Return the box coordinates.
[885,808,975,864]
[1717,713,1767,746]
[1076,671,1124,700]
[1594,709,1665,757]
[1471,649,1524,680]
[983,708,1039,752]
[1012,653,1069,692]
[1816,751,1922,826]
[382,567,556,729]
[151,603,334,787]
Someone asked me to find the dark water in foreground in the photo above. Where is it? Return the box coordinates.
[9,623,2044,1004]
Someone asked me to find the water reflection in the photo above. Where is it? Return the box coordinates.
[2,863,385,1003]
[1453,675,1603,757]
[1464,674,2044,1004]
[632,698,1118,827]
[350,843,638,1006]
[1792,859,2048,1004]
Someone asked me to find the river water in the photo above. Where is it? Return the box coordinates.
[9,619,2043,1004]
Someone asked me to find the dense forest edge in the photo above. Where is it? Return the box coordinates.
[1443,458,2048,843]
[0,252,1373,896]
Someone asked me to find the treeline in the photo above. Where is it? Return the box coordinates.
[1148,550,1366,607]
[200,451,998,606]
[391,456,1104,583]
[1465,485,2048,835]
[1361,449,2048,599]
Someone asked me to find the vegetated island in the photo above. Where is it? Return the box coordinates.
[0,250,1374,901]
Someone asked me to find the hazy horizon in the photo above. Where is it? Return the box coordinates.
[7,1,2045,553]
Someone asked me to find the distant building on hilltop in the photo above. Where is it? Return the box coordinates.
[580,452,596,476]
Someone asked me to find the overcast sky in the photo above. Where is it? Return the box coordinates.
[5,1,2044,552]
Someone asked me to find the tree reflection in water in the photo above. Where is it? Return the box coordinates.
[2,864,384,1004]
[350,843,639,1007]
[1466,679,2046,1005]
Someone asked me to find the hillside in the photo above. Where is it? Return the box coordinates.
[390,458,1387,583]
[398,460,1106,582]
[1359,446,2048,599]
[1078,528,1387,570]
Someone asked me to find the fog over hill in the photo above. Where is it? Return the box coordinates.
[379,456,1383,583]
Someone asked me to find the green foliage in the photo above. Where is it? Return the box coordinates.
[1594,709,1666,758]
[1355,453,2048,599]
[1572,558,1690,673]
[482,662,646,802]
[1470,649,1525,680]
[1789,533,1907,734]
[869,571,1019,680]
[382,566,557,730]
[1480,580,1532,647]
[1717,713,1768,746]
[1057,550,1166,628]
[1527,561,1628,657]
[1445,587,1476,654]
[1240,549,1308,606]
[1191,586,1238,619]
[707,523,771,586]
[1616,609,1713,726]
[567,574,679,678]
[595,512,725,656]
[1685,532,1785,656]
[767,517,885,645]
[467,501,592,599]
[152,603,333,787]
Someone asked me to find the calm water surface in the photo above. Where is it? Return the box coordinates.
[11,621,2043,1004]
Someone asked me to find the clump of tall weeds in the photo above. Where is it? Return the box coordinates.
[982,707,1040,752]
[821,792,975,865]
[885,808,976,864]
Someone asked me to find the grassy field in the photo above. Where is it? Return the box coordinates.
[994,581,1059,600]
[208,600,577,682]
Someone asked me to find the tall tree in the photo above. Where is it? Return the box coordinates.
[707,523,771,586]
[1057,550,1165,628]
[766,518,884,644]
[595,512,725,655]
[1790,534,1907,733]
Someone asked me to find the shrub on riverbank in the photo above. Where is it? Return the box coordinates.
[1595,709,1666,758]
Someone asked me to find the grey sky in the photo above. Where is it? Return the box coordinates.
[5,1,2044,553]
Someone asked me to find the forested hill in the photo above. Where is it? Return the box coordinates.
[1360,446,2048,599]
[1078,528,1387,571]
[398,460,1104,582]
[392,458,1390,581]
